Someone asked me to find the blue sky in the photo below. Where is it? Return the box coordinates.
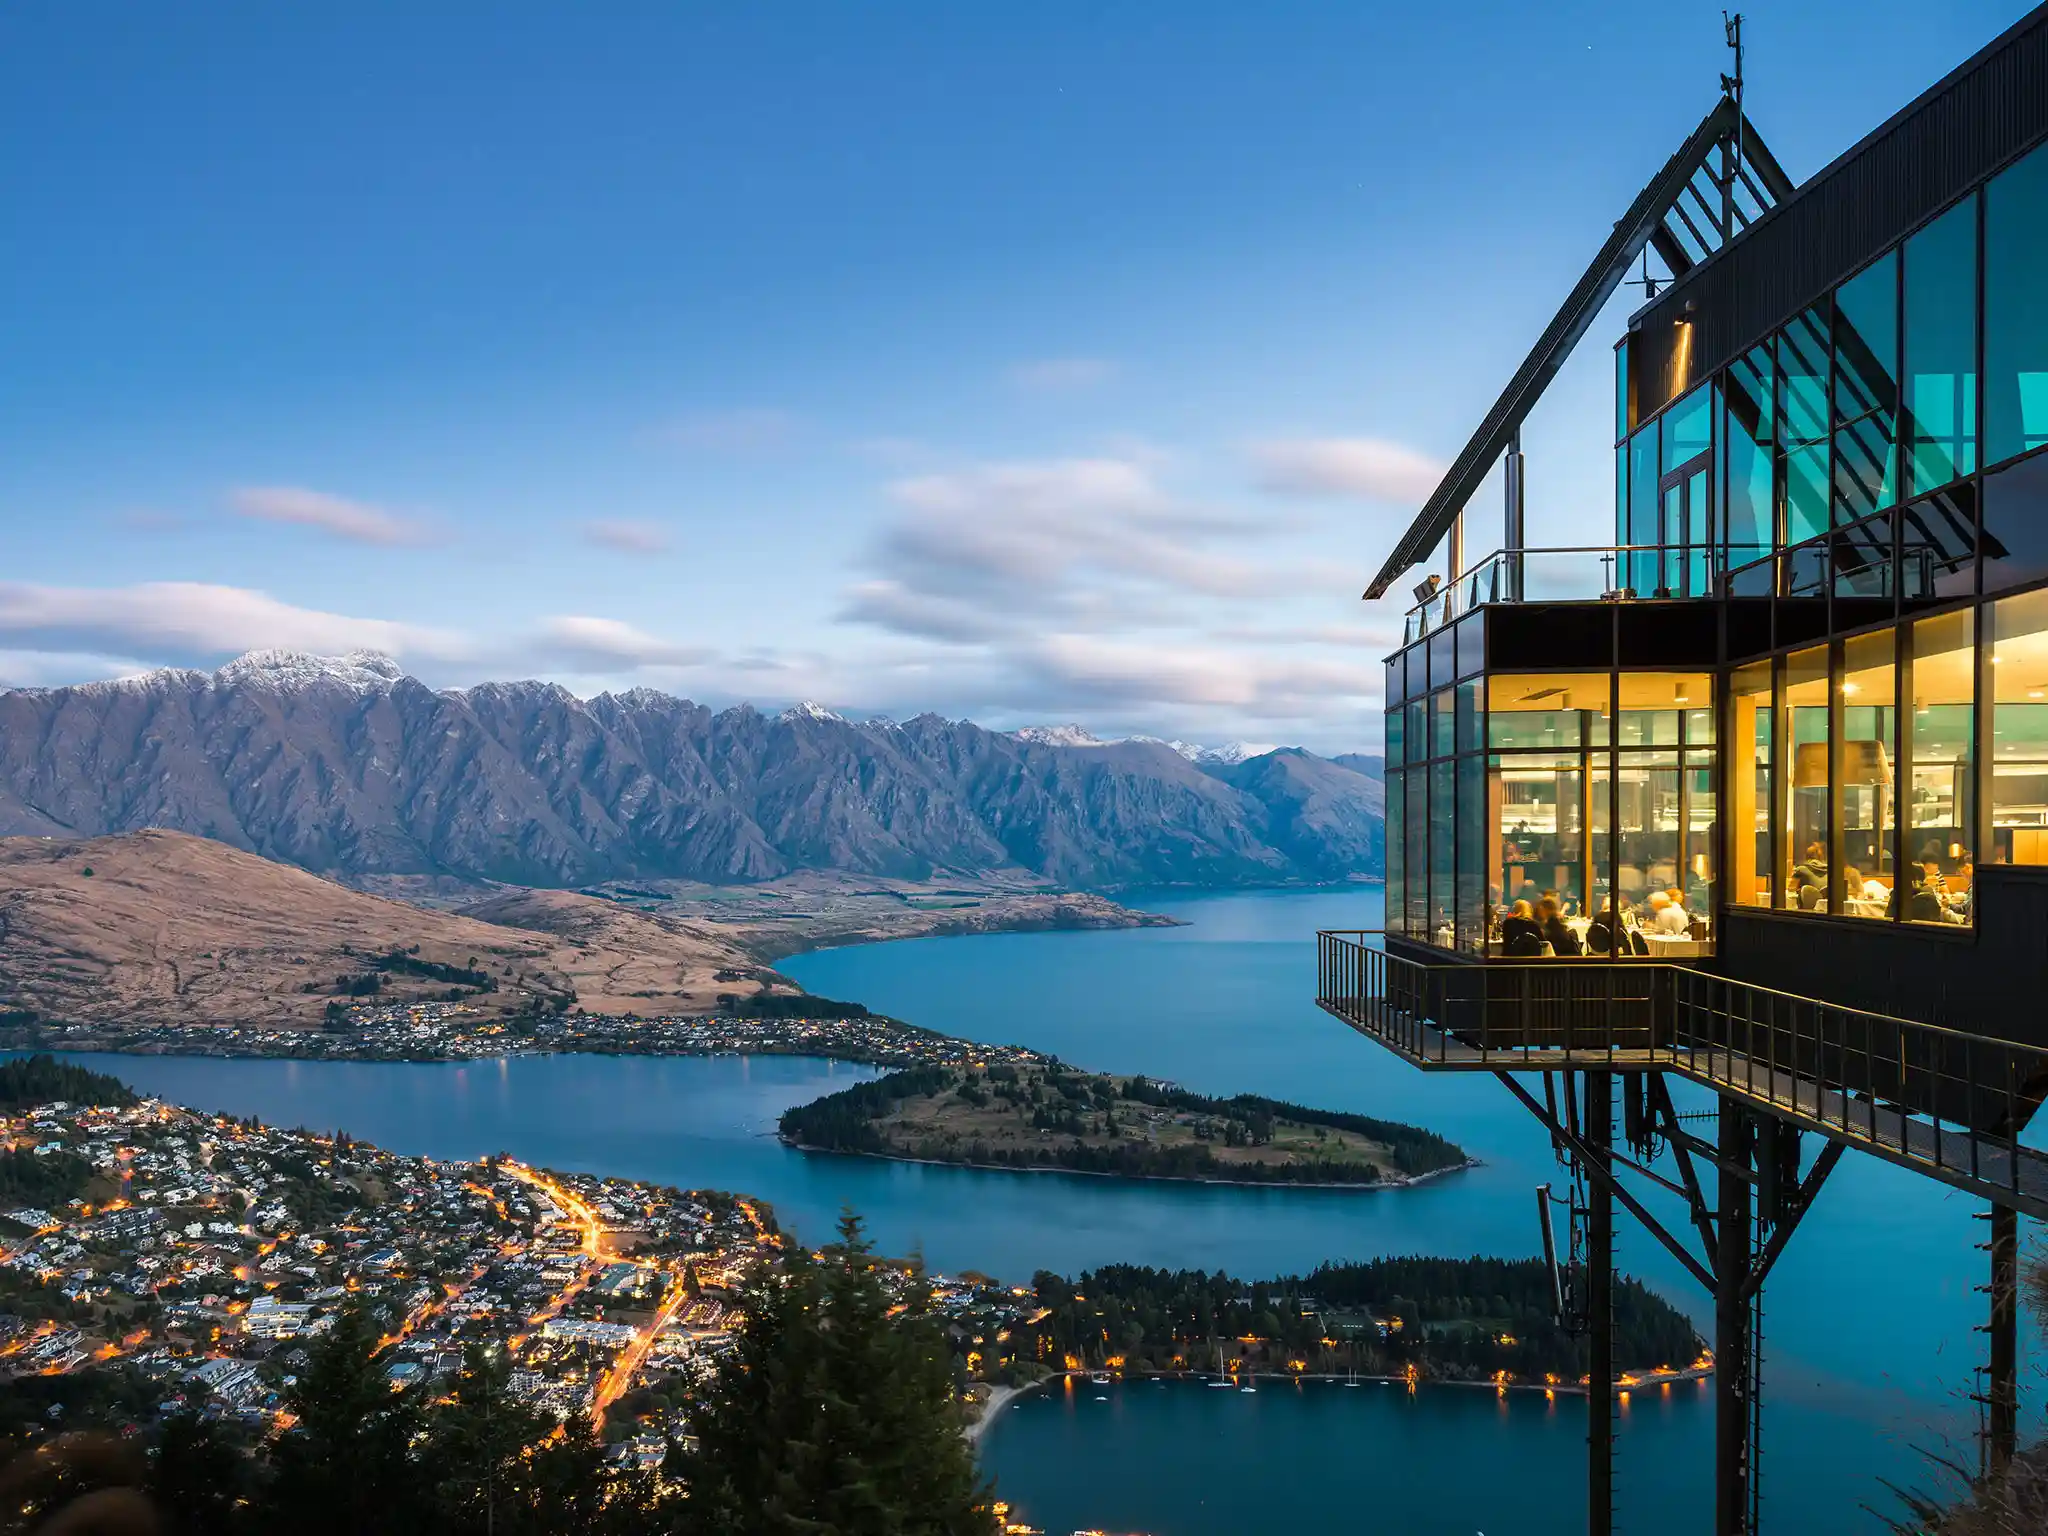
[0,0,2028,750]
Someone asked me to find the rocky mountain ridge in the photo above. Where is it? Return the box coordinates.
[0,651,1383,890]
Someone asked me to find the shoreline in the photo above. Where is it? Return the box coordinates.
[780,1138,1481,1192]
[969,1363,1715,1445]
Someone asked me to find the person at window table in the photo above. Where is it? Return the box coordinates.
[1790,842,1829,907]
[1501,900,1545,957]
[1586,901,1627,954]
[1643,890,1687,935]
[1538,895,1581,956]
[1950,855,1975,921]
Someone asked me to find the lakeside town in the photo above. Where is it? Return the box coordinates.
[1,999,1052,1073]
[0,1074,1072,1471]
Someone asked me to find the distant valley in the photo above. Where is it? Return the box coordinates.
[0,650,1384,893]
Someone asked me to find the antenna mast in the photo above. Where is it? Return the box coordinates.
[1721,12,1745,243]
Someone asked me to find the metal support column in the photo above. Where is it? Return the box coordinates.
[1988,1201,2019,1475]
[1586,1072,1615,1536]
[1715,1098,1753,1536]
[1504,430,1526,602]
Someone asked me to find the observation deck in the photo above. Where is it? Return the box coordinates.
[1316,930,2048,1219]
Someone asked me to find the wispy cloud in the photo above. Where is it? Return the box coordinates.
[1250,437,1444,503]
[657,408,795,453]
[0,581,469,663]
[533,616,713,672]
[1008,357,1118,393]
[229,485,435,546]
[581,519,673,555]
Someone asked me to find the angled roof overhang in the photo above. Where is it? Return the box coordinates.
[1362,96,1796,601]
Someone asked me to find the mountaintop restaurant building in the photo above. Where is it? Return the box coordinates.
[1317,8,2048,1535]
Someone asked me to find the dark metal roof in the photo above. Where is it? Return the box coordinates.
[1362,97,1793,601]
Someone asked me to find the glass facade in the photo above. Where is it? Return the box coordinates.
[1616,147,2048,604]
[1986,141,2048,468]
[1377,670,1725,959]
[1387,118,2048,958]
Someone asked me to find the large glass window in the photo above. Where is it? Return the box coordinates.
[1981,447,2048,598]
[1492,753,1589,932]
[1725,345,1775,567]
[1990,589,2048,866]
[1405,764,1428,934]
[1986,141,2048,467]
[1431,688,1455,758]
[1836,630,1897,918]
[1780,307,1831,545]
[1781,647,1832,909]
[1834,252,1900,524]
[1430,761,1455,947]
[1385,771,1405,936]
[1628,427,1660,594]
[1387,705,1405,768]
[1615,342,1630,442]
[1455,678,1482,753]
[1488,675,1605,750]
[1904,196,1978,494]
[1908,609,1975,923]
[1457,755,1485,955]
[1730,660,1773,907]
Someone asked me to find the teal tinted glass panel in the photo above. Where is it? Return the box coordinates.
[1779,309,1829,448]
[1629,427,1660,593]
[1987,142,2048,465]
[1385,772,1405,935]
[1835,251,1899,423]
[1725,345,1775,558]
[1616,343,1630,442]
[1834,417,1897,525]
[1455,679,1482,754]
[1405,766,1427,932]
[1662,384,1712,468]
[1905,195,1979,493]
[1431,688,1455,758]
[1387,706,1405,767]
[1456,755,1485,953]
[1406,700,1427,759]
[1430,760,1455,942]
[1784,442,1829,545]
[1615,445,1629,549]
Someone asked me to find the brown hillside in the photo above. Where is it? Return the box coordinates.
[0,830,779,1031]
[454,887,797,1015]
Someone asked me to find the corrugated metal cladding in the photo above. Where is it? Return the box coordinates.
[1635,6,2048,393]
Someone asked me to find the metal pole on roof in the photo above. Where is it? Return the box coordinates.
[1504,430,1525,602]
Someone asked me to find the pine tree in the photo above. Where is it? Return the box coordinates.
[261,1299,426,1535]
[677,1211,998,1536]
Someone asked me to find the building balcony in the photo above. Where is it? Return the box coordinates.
[1314,928,2048,1217]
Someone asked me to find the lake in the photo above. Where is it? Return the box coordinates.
[37,887,2018,1533]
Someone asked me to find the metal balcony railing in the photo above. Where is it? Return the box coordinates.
[1315,930,2048,1215]
[1401,544,1730,643]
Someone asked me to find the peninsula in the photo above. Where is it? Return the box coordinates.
[778,1062,1472,1186]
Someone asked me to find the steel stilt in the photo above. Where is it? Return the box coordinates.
[1716,1097,1753,1536]
[1587,1072,1615,1536]
[1988,1201,2018,1476]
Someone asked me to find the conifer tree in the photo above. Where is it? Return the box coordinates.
[676,1211,998,1536]
[261,1299,425,1535]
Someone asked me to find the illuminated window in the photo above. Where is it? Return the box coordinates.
[1781,648,1831,910]
[1990,589,2048,866]
[1836,630,1896,919]
[1729,661,1773,907]
[1908,609,1974,924]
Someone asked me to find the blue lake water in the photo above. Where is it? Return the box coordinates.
[37,887,2025,1533]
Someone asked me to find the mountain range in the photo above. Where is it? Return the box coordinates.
[0,650,1383,891]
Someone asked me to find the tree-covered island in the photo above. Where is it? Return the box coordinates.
[778,1062,1472,1186]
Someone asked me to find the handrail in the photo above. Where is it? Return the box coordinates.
[1401,541,1728,642]
[1314,929,2048,1205]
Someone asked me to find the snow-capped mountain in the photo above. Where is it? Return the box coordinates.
[0,652,1385,888]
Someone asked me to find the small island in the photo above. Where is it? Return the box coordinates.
[778,1062,1472,1186]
